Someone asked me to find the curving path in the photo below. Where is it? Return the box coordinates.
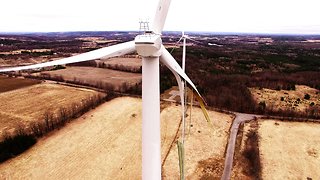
[221,113,261,180]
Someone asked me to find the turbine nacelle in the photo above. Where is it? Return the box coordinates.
[135,33,162,57]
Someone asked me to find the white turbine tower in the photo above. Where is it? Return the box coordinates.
[0,0,210,179]
[181,31,187,142]
[176,31,195,179]
[176,31,201,142]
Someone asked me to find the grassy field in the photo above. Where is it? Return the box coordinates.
[0,97,233,179]
[40,66,142,91]
[258,120,320,179]
[250,85,320,113]
[233,119,320,179]
[163,107,233,179]
[0,76,41,93]
[0,83,102,140]
[99,57,141,72]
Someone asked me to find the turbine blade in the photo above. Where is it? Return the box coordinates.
[0,41,135,72]
[160,46,211,124]
[169,37,183,54]
[177,37,183,44]
[152,0,172,34]
[160,46,200,97]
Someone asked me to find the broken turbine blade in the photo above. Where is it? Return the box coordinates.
[160,46,211,124]
[160,46,201,98]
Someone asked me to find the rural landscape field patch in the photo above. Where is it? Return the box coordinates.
[258,120,320,179]
[40,66,142,91]
[0,97,179,179]
[98,57,141,73]
[0,97,233,179]
[0,75,40,93]
[162,107,233,179]
[250,85,320,112]
[0,83,102,140]
[233,119,320,179]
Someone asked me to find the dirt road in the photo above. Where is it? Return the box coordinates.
[221,113,260,180]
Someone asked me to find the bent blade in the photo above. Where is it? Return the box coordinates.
[160,46,201,97]
[160,46,211,124]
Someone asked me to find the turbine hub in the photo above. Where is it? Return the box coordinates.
[135,32,162,57]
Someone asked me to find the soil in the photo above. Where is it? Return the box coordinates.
[0,75,41,93]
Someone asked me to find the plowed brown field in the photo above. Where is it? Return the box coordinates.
[0,75,40,93]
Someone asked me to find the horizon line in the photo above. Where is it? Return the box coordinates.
[0,30,319,36]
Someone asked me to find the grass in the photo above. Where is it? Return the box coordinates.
[258,120,320,178]
[242,130,261,178]
[232,120,262,179]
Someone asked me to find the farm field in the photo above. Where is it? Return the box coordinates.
[40,66,142,91]
[250,85,320,112]
[98,57,141,72]
[163,107,233,179]
[0,97,233,179]
[233,119,320,179]
[0,75,41,93]
[0,57,48,68]
[258,120,320,179]
[0,83,102,140]
[103,57,141,67]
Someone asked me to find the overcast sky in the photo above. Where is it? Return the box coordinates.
[0,0,319,34]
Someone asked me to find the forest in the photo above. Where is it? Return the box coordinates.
[164,35,320,118]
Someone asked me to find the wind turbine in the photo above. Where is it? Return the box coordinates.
[180,31,188,142]
[176,30,195,179]
[176,31,201,142]
[0,0,210,179]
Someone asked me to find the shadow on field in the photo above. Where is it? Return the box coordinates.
[0,131,37,163]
